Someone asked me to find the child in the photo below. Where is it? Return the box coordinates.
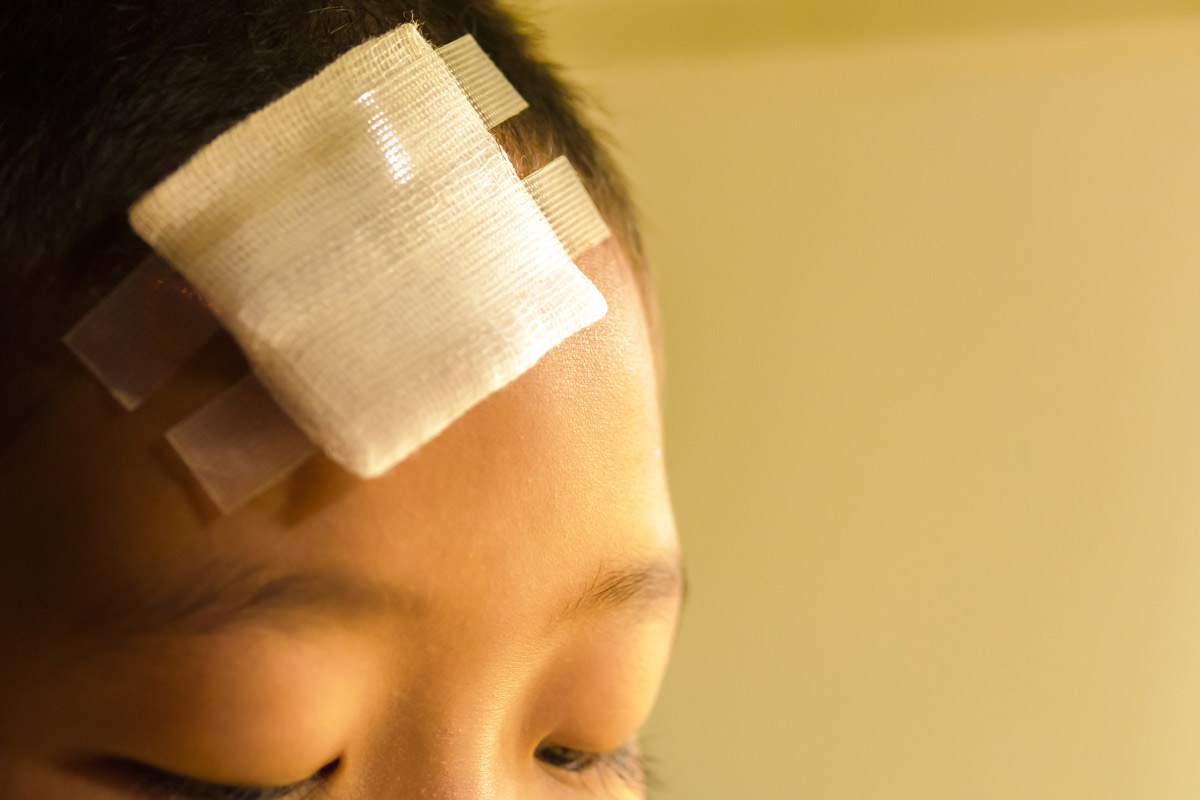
[0,2,682,798]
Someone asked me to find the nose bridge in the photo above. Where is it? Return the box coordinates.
[359,711,521,800]
[409,732,507,800]
[354,654,532,800]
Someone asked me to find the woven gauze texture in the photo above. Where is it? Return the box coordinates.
[129,24,607,478]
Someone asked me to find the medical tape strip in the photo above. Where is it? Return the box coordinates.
[522,155,612,258]
[62,255,221,411]
[436,34,529,128]
[165,374,319,512]
[114,23,611,511]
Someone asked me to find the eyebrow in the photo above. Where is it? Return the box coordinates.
[85,552,685,639]
[558,556,685,624]
[76,561,406,638]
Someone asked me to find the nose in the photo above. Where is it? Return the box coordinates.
[346,687,532,800]
[348,732,522,799]
[408,735,511,799]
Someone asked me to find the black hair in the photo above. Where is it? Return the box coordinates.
[0,0,650,402]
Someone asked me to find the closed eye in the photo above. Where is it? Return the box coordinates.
[98,758,336,800]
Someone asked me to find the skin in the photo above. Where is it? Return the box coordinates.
[0,236,681,799]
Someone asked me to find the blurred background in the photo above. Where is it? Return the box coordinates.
[504,1,1200,798]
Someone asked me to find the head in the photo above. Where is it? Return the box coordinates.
[0,3,680,799]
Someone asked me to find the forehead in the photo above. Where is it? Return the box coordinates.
[1,237,675,641]
[240,237,675,624]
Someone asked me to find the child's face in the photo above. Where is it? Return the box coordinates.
[0,238,680,798]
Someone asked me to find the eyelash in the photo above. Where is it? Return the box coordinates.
[127,742,646,799]
[127,763,330,800]
[535,741,649,792]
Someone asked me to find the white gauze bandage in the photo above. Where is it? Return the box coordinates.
[112,24,609,503]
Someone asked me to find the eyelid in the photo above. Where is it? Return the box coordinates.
[109,757,334,800]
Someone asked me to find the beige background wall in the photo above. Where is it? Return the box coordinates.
[510,3,1200,797]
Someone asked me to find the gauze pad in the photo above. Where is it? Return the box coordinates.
[162,154,610,514]
[123,24,608,487]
